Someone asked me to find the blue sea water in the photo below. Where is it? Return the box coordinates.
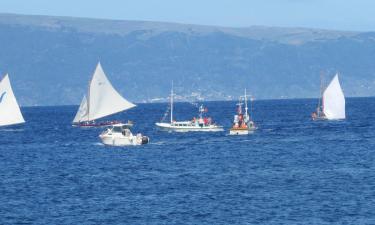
[1,98,375,224]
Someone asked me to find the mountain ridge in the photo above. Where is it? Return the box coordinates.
[0,13,374,106]
[0,13,358,44]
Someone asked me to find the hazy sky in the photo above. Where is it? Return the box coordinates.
[0,0,374,31]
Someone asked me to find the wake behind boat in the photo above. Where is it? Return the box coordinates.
[72,62,136,127]
[155,86,223,132]
[0,74,25,127]
[312,73,345,120]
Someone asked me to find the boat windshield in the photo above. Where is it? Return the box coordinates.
[112,126,122,133]
[122,125,131,129]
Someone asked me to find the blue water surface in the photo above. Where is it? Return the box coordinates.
[1,98,375,224]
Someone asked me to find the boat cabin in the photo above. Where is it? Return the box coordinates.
[106,124,133,136]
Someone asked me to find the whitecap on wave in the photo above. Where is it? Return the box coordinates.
[93,142,105,146]
[150,141,165,146]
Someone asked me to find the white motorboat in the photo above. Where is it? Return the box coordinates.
[72,62,136,127]
[312,73,345,120]
[229,89,256,135]
[99,123,149,146]
[0,74,25,127]
[155,85,223,132]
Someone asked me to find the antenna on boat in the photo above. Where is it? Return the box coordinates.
[250,95,254,120]
[244,89,248,117]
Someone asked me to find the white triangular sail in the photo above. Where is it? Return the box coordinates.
[323,74,345,120]
[73,95,88,123]
[0,74,25,126]
[73,62,135,123]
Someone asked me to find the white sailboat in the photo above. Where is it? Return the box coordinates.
[73,62,136,127]
[0,74,25,127]
[312,73,345,120]
[73,62,149,146]
[229,89,256,135]
[155,85,224,132]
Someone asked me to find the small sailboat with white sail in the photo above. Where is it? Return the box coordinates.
[229,89,256,135]
[73,62,136,127]
[155,86,223,132]
[73,62,149,146]
[312,73,345,120]
[0,74,25,127]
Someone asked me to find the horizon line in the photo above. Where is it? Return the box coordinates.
[19,96,374,108]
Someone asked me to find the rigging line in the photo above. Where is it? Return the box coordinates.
[188,101,199,108]
[161,103,171,122]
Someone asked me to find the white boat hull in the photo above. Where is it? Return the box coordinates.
[99,125,149,146]
[100,133,149,146]
[155,122,224,132]
[229,128,254,135]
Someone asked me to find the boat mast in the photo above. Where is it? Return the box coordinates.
[199,105,204,119]
[87,79,91,122]
[317,71,324,117]
[86,63,99,123]
[318,71,324,117]
[170,81,174,124]
[244,89,248,117]
[250,96,253,120]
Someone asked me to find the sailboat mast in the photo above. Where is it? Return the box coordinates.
[170,82,174,124]
[317,71,324,117]
[87,79,91,122]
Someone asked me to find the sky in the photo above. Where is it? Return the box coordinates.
[0,0,374,31]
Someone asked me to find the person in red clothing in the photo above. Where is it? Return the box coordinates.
[204,117,208,125]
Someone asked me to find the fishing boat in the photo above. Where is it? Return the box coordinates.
[72,62,136,127]
[155,86,223,132]
[99,123,149,146]
[229,89,256,135]
[0,74,25,127]
[312,73,345,120]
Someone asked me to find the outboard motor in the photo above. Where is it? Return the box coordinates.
[141,136,149,144]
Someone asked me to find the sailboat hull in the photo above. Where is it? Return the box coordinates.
[73,121,122,127]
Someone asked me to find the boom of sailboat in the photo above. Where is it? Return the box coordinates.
[0,65,350,146]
